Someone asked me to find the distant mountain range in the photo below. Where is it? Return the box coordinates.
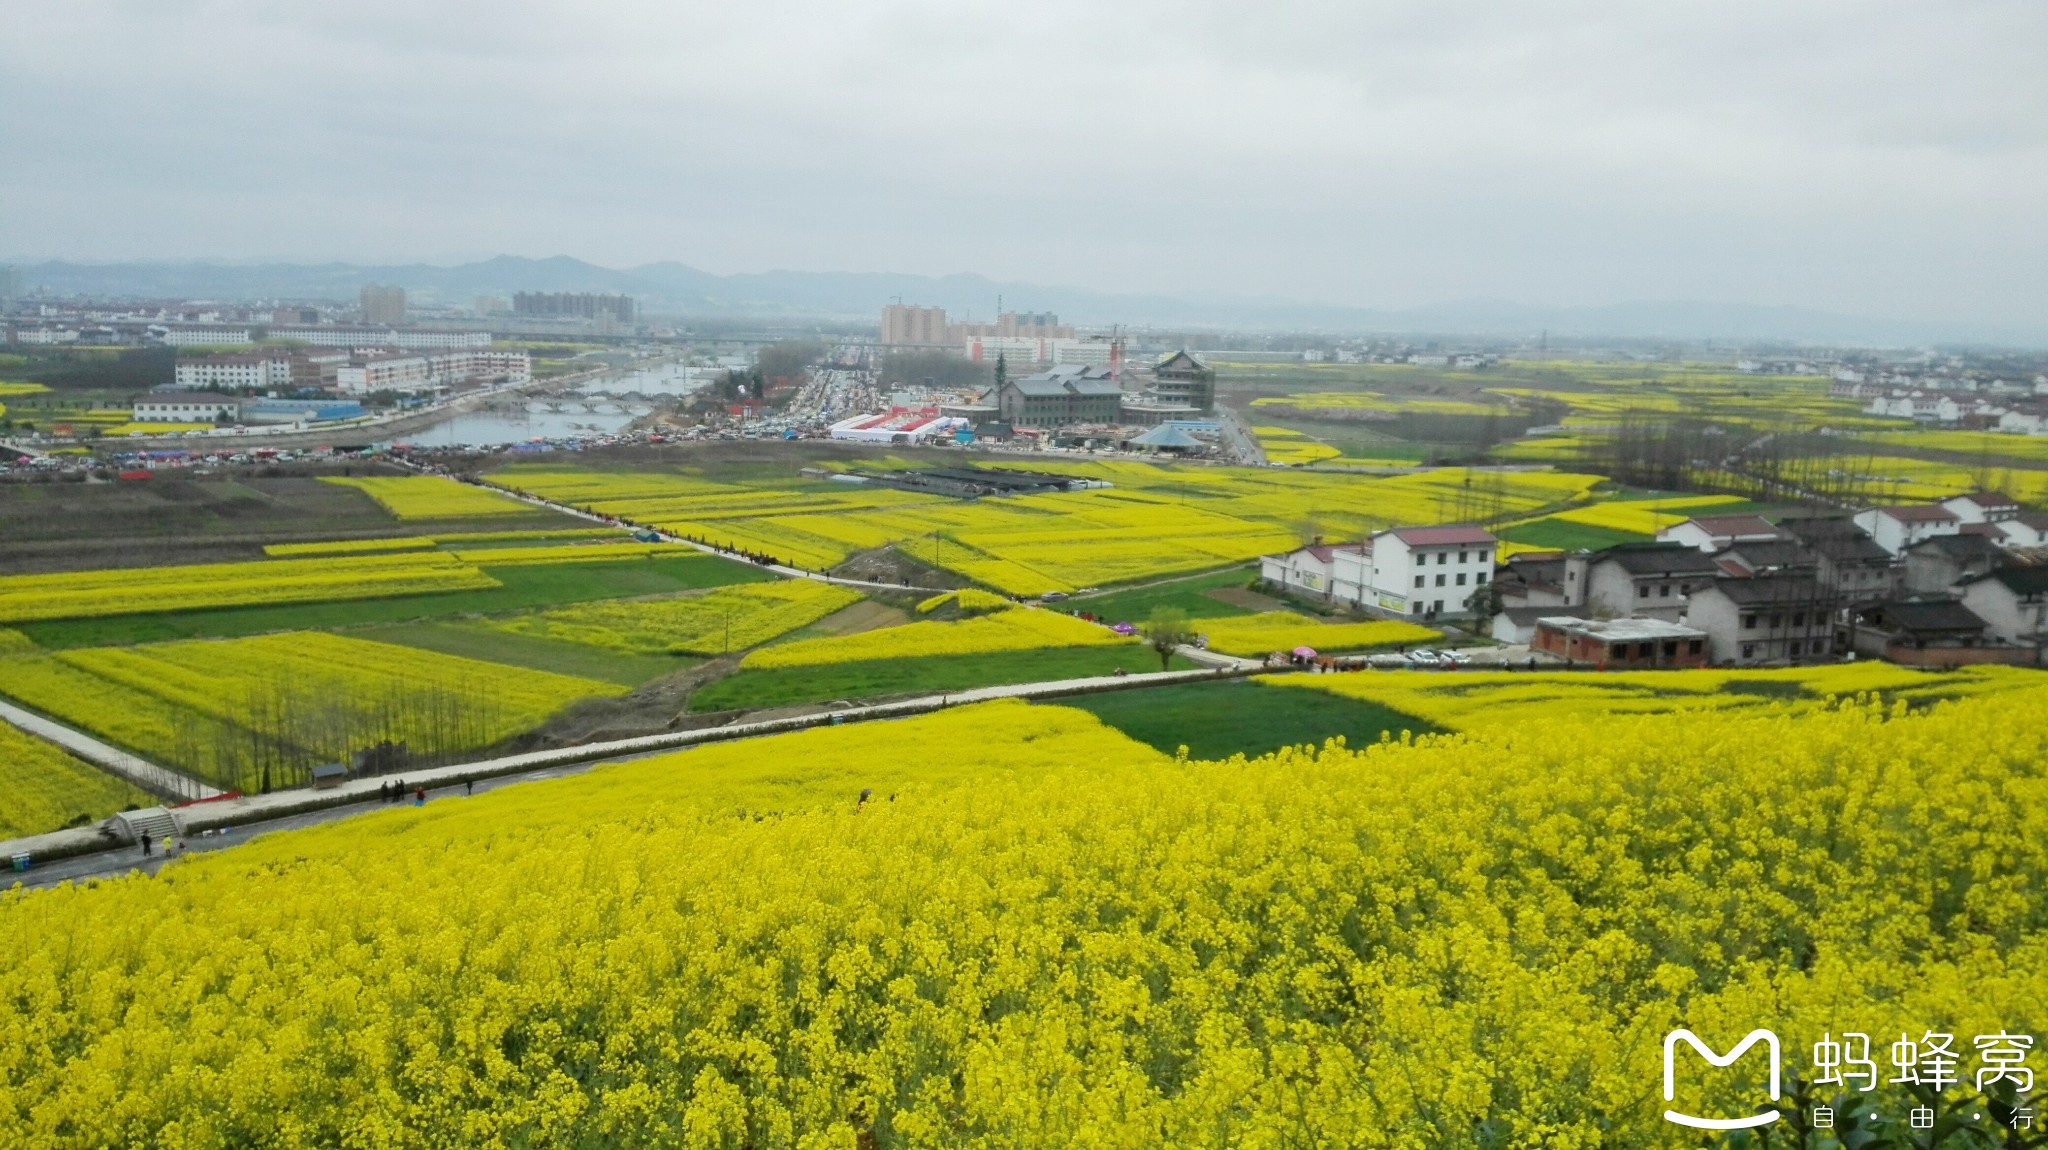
[8,256,2038,346]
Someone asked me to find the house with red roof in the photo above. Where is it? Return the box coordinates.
[1258,541,1359,600]
[1852,504,1962,556]
[1939,491,2021,525]
[1654,514,1784,552]
[1328,524,1497,619]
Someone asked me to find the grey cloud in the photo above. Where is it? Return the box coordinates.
[2,0,2042,330]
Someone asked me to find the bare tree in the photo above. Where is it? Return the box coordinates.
[1141,607,1193,672]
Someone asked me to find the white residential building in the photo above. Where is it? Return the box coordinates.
[1939,491,2021,525]
[1955,568,2048,660]
[133,391,240,422]
[1682,577,1837,665]
[270,327,491,350]
[173,353,293,391]
[1052,340,1118,368]
[1996,513,2048,549]
[1328,525,1496,618]
[1259,543,1353,599]
[423,349,529,385]
[1853,505,1963,556]
[335,354,433,394]
[1865,391,1955,421]
[157,326,252,346]
[1655,515,1783,552]
[965,335,1112,368]
[1998,408,2048,435]
[1562,542,1725,623]
[333,348,530,394]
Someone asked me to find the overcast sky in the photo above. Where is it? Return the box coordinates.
[3,1,2043,326]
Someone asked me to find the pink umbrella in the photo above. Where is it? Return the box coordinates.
[1292,646,1318,658]
[1111,622,1137,635]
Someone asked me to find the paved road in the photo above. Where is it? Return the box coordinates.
[7,754,622,891]
[1,662,1267,888]
[0,698,219,801]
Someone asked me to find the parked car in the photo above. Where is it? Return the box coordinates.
[1404,648,1442,666]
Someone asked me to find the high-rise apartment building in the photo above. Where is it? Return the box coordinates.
[359,284,407,326]
[880,304,1075,346]
[881,304,953,346]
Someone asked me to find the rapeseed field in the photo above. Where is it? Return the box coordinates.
[488,461,1602,595]
[740,606,1129,668]
[0,632,620,791]
[0,723,149,839]
[4,690,2045,1145]
[1195,611,1439,657]
[322,474,535,518]
[484,580,861,656]
[0,552,500,624]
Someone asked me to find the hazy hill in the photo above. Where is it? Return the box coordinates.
[10,256,2037,345]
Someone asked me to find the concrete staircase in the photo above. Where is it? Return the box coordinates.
[105,807,181,847]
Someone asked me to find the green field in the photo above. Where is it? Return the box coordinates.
[1496,518,1646,552]
[13,555,776,648]
[1060,678,1437,760]
[689,646,1198,713]
[1067,568,1259,622]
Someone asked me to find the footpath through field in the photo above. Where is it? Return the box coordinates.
[2,654,1265,889]
[0,697,221,802]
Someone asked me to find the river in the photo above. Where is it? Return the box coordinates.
[388,360,713,447]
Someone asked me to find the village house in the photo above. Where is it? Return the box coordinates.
[1531,616,1709,670]
[1489,605,1558,645]
[1683,576,1837,664]
[1258,542,1354,600]
[1712,537,1819,579]
[1844,597,2024,668]
[1491,552,1571,610]
[1941,491,2022,525]
[1955,567,2048,663]
[1997,404,2048,435]
[1852,504,1962,556]
[1996,512,2048,549]
[1778,517,1898,605]
[1326,525,1497,618]
[1900,532,2005,595]
[1261,525,1496,618]
[1562,542,1723,622]
[1655,514,1784,552]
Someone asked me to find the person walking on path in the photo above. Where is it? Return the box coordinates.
[140,832,152,857]
[465,779,474,797]
[414,786,426,806]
